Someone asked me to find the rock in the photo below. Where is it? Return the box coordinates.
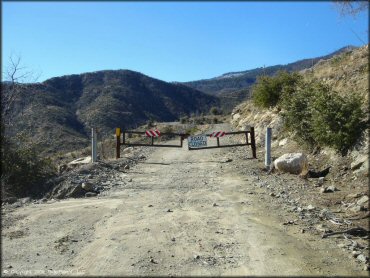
[232,113,241,121]
[171,237,176,242]
[149,258,158,264]
[321,185,338,193]
[128,178,133,182]
[123,147,134,154]
[317,177,325,186]
[85,192,97,198]
[20,197,31,204]
[357,254,368,263]
[68,156,92,165]
[273,153,308,175]
[194,255,200,260]
[351,155,367,170]
[166,209,173,212]
[278,138,288,146]
[139,154,146,159]
[124,165,130,170]
[346,193,362,199]
[357,195,369,206]
[307,204,315,211]
[352,251,361,258]
[350,205,364,213]
[70,184,86,198]
[81,182,94,191]
[213,203,218,207]
[148,204,153,207]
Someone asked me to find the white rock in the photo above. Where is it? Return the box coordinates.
[232,113,241,121]
[351,154,367,170]
[273,153,308,175]
[357,195,369,206]
[123,147,134,154]
[278,138,288,146]
[68,156,91,165]
[318,177,325,186]
[307,204,315,211]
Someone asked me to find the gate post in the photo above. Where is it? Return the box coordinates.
[265,127,272,168]
[92,127,97,163]
[116,128,121,159]
[250,127,257,159]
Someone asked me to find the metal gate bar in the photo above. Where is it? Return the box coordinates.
[188,128,256,158]
[115,128,188,158]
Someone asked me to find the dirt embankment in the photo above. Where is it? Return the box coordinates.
[1,124,368,276]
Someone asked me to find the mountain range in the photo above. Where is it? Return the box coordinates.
[2,45,357,155]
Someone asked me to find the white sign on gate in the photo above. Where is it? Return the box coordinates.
[188,135,207,148]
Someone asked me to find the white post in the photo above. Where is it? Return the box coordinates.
[92,128,97,163]
[265,127,272,169]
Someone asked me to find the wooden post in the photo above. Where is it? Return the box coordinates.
[116,128,121,159]
[265,127,272,168]
[217,137,220,147]
[250,127,257,159]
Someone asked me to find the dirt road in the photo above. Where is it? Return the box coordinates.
[2,125,365,276]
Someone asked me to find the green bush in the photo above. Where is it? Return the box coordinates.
[281,80,366,154]
[252,71,303,108]
[1,132,56,199]
[210,107,221,115]
[311,91,366,154]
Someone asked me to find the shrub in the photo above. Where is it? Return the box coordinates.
[1,132,56,199]
[281,80,366,154]
[311,91,366,155]
[252,71,303,108]
[210,107,221,115]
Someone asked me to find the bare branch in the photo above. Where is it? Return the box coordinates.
[333,1,369,17]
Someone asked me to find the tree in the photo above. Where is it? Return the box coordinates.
[1,55,54,200]
[333,1,369,17]
[2,54,40,126]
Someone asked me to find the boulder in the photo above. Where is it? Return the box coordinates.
[351,155,367,170]
[357,195,369,207]
[273,153,308,175]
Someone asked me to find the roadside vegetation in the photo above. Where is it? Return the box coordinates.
[251,70,367,155]
[1,130,56,199]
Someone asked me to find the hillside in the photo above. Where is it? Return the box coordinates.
[3,70,218,155]
[231,44,368,175]
[183,46,357,97]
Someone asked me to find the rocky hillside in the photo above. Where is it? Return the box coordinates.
[231,44,368,179]
[3,70,218,155]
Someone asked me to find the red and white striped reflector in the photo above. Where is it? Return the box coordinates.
[210,131,226,138]
[145,129,161,137]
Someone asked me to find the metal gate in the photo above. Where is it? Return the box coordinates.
[115,127,256,159]
[115,128,187,159]
[187,128,256,158]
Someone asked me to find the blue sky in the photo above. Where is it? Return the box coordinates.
[2,1,368,82]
